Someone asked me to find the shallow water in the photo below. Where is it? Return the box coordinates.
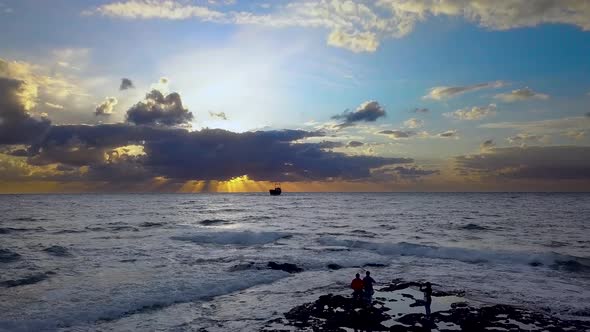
[0,193,589,331]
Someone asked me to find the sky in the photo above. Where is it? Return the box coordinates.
[0,0,589,192]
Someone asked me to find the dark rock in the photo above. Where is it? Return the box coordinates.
[364,263,387,267]
[327,263,343,270]
[0,249,21,263]
[267,262,303,273]
[263,278,590,332]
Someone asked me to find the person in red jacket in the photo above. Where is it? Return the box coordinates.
[350,273,364,300]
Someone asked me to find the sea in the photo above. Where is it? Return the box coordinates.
[1,193,589,331]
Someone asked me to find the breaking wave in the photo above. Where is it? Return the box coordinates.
[172,231,291,246]
[318,237,590,272]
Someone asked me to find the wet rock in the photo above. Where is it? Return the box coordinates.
[267,262,303,273]
[0,249,21,263]
[263,278,590,332]
[327,263,343,270]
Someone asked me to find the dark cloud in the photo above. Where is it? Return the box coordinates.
[332,101,386,127]
[480,139,495,150]
[95,97,118,116]
[0,77,51,145]
[412,108,429,113]
[209,111,228,120]
[120,78,134,90]
[3,87,413,185]
[378,130,416,138]
[346,141,364,148]
[126,90,193,126]
[24,121,410,182]
[372,165,439,181]
[585,112,590,118]
[455,146,590,180]
[317,141,344,149]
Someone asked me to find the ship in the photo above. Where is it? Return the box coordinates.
[269,183,282,196]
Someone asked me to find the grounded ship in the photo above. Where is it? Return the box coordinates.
[269,183,282,196]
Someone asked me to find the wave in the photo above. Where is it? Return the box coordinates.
[171,230,291,246]
[0,271,285,331]
[317,237,590,272]
[199,219,232,226]
[0,227,46,234]
[459,223,490,231]
[42,245,71,257]
[0,249,21,263]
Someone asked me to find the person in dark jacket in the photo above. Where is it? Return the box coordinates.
[420,282,433,317]
[363,271,376,304]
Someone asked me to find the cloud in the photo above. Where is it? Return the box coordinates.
[480,139,495,151]
[95,97,118,116]
[317,141,344,150]
[2,88,412,185]
[378,0,590,32]
[120,78,134,90]
[209,111,228,120]
[44,102,64,110]
[371,165,439,181]
[87,1,590,53]
[332,101,386,128]
[126,89,193,126]
[89,0,225,20]
[0,77,51,145]
[403,118,423,128]
[411,108,429,113]
[563,130,586,140]
[424,81,505,100]
[506,133,548,146]
[494,87,549,102]
[586,112,590,117]
[454,146,590,180]
[346,141,364,148]
[444,104,496,120]
[24,124,411,183]
[378,130,416,139]
[480,116,590,135]
[437,130,458,138]
[327,30,379,53]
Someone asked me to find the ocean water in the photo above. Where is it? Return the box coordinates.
[0,193,589,331]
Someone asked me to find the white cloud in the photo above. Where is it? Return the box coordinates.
[327,30,379,53]
[444,104,496,120]
[494,87,549,102]
[423,81,505,100]
[95,97,118,116]
[480,116,590,135]
[87,1,590,53]
[377,0,590,32]
[506,133,549,146]
[44,102,64,109]
[403,118,423,128]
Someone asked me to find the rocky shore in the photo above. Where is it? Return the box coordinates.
[260,278,590,332]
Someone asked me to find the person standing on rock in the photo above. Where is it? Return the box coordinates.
[351,273,364,301]
[420,282,433,317]
[363,271,376,304]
